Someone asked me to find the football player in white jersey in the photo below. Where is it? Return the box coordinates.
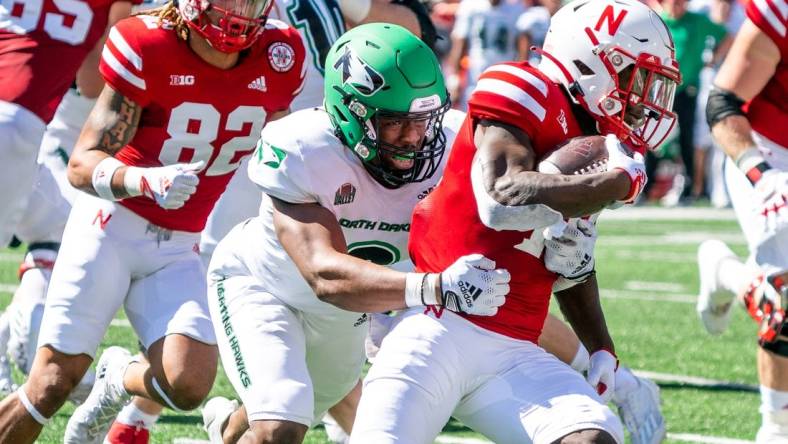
[201,24,509,444]
[697,0,788,441]
[445,0,526,108]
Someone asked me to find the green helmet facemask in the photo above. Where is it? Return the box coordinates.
[324,23,450,188]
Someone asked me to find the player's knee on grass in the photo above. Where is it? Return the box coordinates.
[241,420,307,444]
[552,428,619,444]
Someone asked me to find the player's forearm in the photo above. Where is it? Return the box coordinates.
[553,276,615,354]
[69,85,141,197]
[489,167,630,218]
[307,252,414,312]
[711,115,758,162]
[358,0,420,35]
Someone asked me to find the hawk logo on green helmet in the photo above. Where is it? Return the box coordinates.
[333,46,385,96]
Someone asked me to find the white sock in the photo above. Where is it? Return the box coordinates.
[116,402,160,429]
[570,343,590,372]
[717,256,754,295]
[757,386,788,443]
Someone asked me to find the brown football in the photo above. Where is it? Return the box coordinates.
[537,135,609,175]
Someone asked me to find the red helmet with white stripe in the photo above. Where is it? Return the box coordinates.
[538,0,681,150]
[178,0,274,53]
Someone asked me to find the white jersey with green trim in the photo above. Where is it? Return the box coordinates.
[236,107,464,314]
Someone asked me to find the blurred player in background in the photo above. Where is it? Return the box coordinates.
[515,0,561,65]
[445,0,526,108]
[0,0,137,397]
[697,0,788,442]
[350,0,681,443]
[0,1,307,443]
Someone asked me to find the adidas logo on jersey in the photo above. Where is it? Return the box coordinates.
[248,76,267,92]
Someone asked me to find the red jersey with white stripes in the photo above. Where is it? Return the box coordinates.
[99,15,305,232]
[0,0,136,123]
[409,62,583,342]
[745,0,788,149]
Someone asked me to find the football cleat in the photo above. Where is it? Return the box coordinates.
[697,239,739,335]
[65,347,134,444]
[202,396,238,444]
[614,374,666,444]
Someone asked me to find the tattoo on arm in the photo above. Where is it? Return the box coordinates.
[90,87,142,155]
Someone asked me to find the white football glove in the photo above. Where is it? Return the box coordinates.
[437,254,510,316]
[544,215,598,281]
[125,161,204,210]
[587,349,618,403]
[605,134,647,205]
[753,170,788,239]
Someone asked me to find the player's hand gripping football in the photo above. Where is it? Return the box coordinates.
[544,215,598,281]
[753,170,788,238]
[587,349,618,402]
[127,161,204,210]
[437,254,511,316]
[605,134,647,205]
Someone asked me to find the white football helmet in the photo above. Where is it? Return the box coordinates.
[538,0,681,150]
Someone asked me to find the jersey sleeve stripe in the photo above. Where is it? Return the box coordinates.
[482,64,548,97]
[101,46,146,90]
[755,0,787,37]
[108,27,143,71]
[473,78,546,121]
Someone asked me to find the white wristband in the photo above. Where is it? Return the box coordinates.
[405,272,426,307]
[735,147,767,173]
[422,273,440,306]
[338,0,371,23]
[123,166,146,198]
[91,157,124,201]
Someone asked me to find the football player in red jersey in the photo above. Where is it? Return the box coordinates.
[0,0,306,442]
[0,0,138,250]
[349,1,681,443]
[697,0,788,441]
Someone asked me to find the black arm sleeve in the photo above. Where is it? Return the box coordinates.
[706,87,746,129]
[390,0,438,52]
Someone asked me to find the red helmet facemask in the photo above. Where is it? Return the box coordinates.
[179,0,273,53]
[594,48,681,152]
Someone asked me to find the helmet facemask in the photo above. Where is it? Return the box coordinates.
[361,102,451,188]
[593,46,680,150]
[179,0,272,53]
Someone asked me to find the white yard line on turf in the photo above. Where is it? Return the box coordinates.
[600,249,698,263]
[0,252,23,263]
[666,432,754,444]
[0,283,18,293]
[601,231,745,246]
[110,318,130,327]
[599,207,737,221]
[624,280,685,292]
[633,370,758,392]
[600,288,696,303]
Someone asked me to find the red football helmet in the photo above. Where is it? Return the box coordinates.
[178,0,274,53]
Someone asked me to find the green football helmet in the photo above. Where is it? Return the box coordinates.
[324,23,450,188]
